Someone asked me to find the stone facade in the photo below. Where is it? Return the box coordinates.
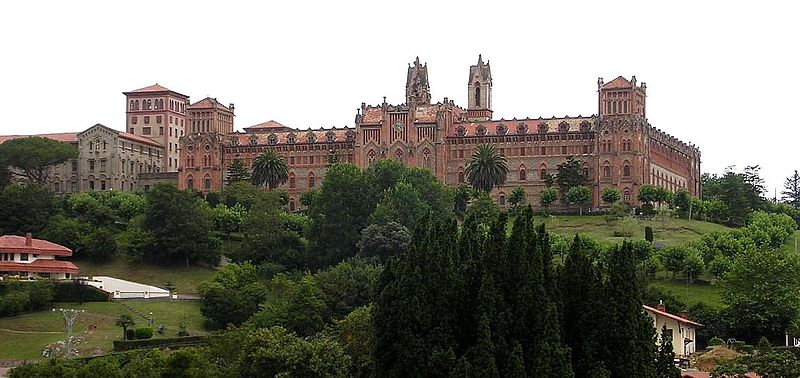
[123,84,189,172]
[179,56,700,210]
[177,98,235,194]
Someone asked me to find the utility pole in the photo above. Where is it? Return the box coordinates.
[53,308,84,358]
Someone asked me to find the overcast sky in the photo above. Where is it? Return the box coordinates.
[1,1,797,195]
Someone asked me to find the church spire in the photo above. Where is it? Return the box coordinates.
[467,54,492,121]
[406,57,431,106]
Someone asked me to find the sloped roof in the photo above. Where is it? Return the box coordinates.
[227,127,354,146]
[124,83,188,98]
[242,120,295,133]
[119,131,164,148]
[0,260,79,274]
[188,97,232,112]
[449,116,595,137]
[602,76,633,89]
[0,132,79,144]
[0,235,72,256]
[643,305,703,327]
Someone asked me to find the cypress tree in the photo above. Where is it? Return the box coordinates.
[603,241,657,378]
[655,324,680,378]
[468,314,500,378]
[505,341,527,378]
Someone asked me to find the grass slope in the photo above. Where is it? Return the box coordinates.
[649,279,725,310]
[0,300,205,360]
[75,256,215,295]
[537,215,730,246]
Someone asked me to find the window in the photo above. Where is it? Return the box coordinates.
[540,168,547,180]
[289,201,296,211]
[159,127,164,135]
[102,141,107,150]
[475,86,481,106]
[71,161,78,172]
[623,164,631,177]
[142,127,151,135]
[289,176,296,188]
[89,160,95,171]
[519,167,527,181]
[20,253,28,261]
[458,171,465,183]
[204,178,211,190]
[187,178,194,190]
[100,159,106,172]
[541,146,547,155]
[582,145,589,154]
[144,116,150,124]
[132,116,138,124]
[70,181,77,192]
[499,194,505,206]
[89,180,95,190]
[129,128,135,133]
[156,116,162,123]
[101,180,106,190]
[604,165,611,178]
[520,147,526,156]
[308,175,316,188]
[561,146,567,155]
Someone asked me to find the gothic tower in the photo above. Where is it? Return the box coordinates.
[405,57,431,106]
[467,55,492,121]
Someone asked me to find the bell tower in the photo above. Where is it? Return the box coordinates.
[405,57,431,106]
[467,55,492,121]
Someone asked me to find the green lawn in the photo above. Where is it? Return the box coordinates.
[0,300,206,360]
[649,279,725,310]
[75,256,215,295]
[535,215,730,246]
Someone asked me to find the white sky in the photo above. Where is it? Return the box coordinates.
[1,1,797,195]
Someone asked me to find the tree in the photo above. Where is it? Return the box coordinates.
[567,185,592,215]
[672,189,691,218]
[115,314,135,341]
[601,187,621,206]
[637,184,659,205]
[0,136,78,185]
[198,262,268,328]
[336,306,374,378]
[453,184,471,219]
[369,181,430,230]
[465,144,508,192]
[225,159,250,186]
[251,149,288,190]
[540,187,559,215]
[659,246,687,280]
[508,187,526,214]
[142,183,220,266]
[247,274,327,337]
[782,170,800,208]
[313,258,382,322]
[0,183,57,235]
[556,156,587,198]
[357,222,412,262]
[722,247,800,342]
[683,248,704,283]
[655,325,680,378]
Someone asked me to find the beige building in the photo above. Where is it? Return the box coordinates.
[644,303,702,358]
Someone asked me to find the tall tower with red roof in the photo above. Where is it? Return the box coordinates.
[123,84,190,172]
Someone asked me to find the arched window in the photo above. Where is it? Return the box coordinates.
[204,177,211,190]
[422,148,431,169]
[135,100,139,110]
[308,173,315,188]
[623,189,631,203]
[623,162,631,177]
[540,165,547,180]
[458,170,465,183]
[289,201,296,212]
[394,149,404,163]
[289,176,296,188]
[519,165,527,181]
[499,193,506,207]
[368,150,376,165]
[603,164,611,178]
[129,100,134,111]
[475,85,481,107]
[186,178,194,190]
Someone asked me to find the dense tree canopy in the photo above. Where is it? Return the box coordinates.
[783,170,800,208]
[465,144,508,193]
[0,183,58,235]
[0,137,78,185]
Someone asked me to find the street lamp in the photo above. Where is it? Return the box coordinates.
[52,308,84,358]
[148,312,153,327]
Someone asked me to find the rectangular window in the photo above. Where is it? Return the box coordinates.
[144,116,150,124]
[71,160,78,172]
[88,159,95,171]
[156,116,162,123]
[129,128,135,133]
[520,147,526,156]
[561,146,567,155]
[71,182,77,192]
[20,253,28,261]
[132,116,138,124]
[101,180,106,190]
[89,180,95,190]
[100,159,106,172]
[541,147,547,155]
[142,127,151,135]
[159,127,164,135]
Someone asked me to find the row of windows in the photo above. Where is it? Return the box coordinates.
[129,99,186,113]
[1,253,34,261]
[452,144,593,159]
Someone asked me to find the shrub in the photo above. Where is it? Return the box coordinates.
[135,327,153,340]
[125,329,137,341]
[709,337,725,346]
[53,281,109,303]
[0,291,30,317]
[613,217,638,237]
[644,226,654,243]
[157,324,167,335]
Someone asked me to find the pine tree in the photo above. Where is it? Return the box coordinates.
[468,314,499,378]
[505,341,527,378]
[782,170,800,208]
[655,325,680,378]
[225,159,250,185]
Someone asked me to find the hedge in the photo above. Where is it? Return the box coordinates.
[53,281,110,302]
[112,336,207,352]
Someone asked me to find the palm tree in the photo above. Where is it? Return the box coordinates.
[465,144,508,193]
[251,149,289,190]
[115,314,135,340]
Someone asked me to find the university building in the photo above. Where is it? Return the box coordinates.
[180,56,700,210]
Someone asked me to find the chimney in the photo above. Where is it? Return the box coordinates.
[656,300,666,312]
[25,232,32,246]
[679,310,689,320]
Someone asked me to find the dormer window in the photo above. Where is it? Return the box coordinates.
[345,130,355,142]
[268,134,278,145]
[538,123,549,134]
[249,136,257,146]
[517,123,528,134]
[230,138,239,146]
[580,121,591,133]
[326,131,336,143]
[456,126,466,137]
[496,123,507,135]
[306,132,316,144]
[558,121,570,133]
[287,133,297,144]
[476,125,487,136]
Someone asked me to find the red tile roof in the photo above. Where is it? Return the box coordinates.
[127,83,173,93]
[0,259,79,274]
[360,108,384,125]
[414,105,439,123]
[242,120,295,133]
[0,235,72,256]
[188,97,232,112]
[643,305,703,327]
[119,131,164,148]
[0,132,79,144]
[602,76,633,89]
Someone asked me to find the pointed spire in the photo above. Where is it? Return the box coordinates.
[478,54,483,65]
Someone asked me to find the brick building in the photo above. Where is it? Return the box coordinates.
[123,84,189,172]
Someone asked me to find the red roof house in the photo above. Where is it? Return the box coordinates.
[0,233,79,279]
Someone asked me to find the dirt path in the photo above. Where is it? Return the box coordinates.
[0,328,60,334]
